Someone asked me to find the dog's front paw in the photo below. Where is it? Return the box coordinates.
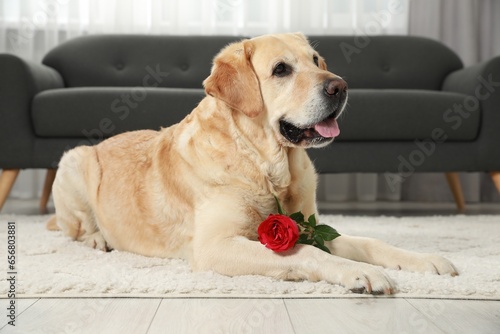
[82,232,110,252]
[339,263,396,295]
[398,253,458,276]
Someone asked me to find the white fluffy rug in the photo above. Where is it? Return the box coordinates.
[1,214,499,299]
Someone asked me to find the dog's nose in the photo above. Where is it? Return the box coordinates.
[324,78,348,97]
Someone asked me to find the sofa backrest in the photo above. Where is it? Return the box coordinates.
[43,34,463,91]
[309,35,463,90]
[43,35,243,88]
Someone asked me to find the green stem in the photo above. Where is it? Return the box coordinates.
[273,195,285,215]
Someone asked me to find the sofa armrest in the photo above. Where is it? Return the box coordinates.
[0,54,64,168]
[442,56,500,94]
[442,56,500,170]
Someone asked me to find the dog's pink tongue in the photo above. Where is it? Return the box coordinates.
[314,118,340,138]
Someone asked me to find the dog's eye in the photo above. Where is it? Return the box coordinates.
[273,63,290,77]
[313,56,319,67]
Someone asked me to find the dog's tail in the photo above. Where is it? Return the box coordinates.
[46,215,60,231]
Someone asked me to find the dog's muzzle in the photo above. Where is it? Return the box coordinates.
[279,78,348,146]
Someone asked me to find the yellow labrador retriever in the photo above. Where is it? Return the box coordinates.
[49,33,457,294]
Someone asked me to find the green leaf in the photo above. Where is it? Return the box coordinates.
[313,243,331,254]
[289,211,305,224]
[297,234,314,245]
[273,195,285,215]
[313,235,324,246]
[308,214,317,227]
[314,225,341,241]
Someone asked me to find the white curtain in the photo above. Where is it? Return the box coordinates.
[1,0,412,200]
[0,0,409,62]
[409,0,500,66]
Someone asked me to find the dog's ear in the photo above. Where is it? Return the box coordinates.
[292,32,308,42]
[203,40,263,118]
[318,56,328,71]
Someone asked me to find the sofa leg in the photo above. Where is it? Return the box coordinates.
[40,169,57,214]
[445,172,465,213]
[490,172,500,194]
[0,169,20,212]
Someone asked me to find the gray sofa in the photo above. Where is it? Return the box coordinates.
[1,34,499,212]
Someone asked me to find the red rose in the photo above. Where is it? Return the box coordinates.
[258,214,299,252]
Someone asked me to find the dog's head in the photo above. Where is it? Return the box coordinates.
[203,33,347,148]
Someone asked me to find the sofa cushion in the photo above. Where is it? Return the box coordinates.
[337,89,480,141]
[32,87,205,138]
[32,88,480,142]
